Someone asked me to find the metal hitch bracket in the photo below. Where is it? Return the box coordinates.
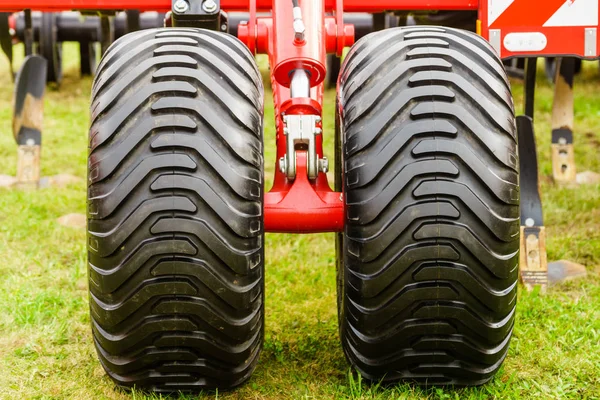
[280,114,327,180]
[280,67,329,181]
[171,0,223,30]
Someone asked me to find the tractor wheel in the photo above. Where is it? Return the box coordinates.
[39,13,62,84]
[88,28,265,391]
[336,26,519,385]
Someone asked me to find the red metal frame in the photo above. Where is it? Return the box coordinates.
[479,0,600,59]
[0,0,478,12]
[240,0,347,233]
[3,0,593,232]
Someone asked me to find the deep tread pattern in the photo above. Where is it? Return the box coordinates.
[87,28,264,392]
[336,27,519,386]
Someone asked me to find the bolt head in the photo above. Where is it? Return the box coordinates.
[279,157,287,173]
[202,0,218,13]
[525,217,535,227]
[319,157,329,173]
[173,0,189,14]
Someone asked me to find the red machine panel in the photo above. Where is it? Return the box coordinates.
[0,0,479,12]
[480,0,600,59]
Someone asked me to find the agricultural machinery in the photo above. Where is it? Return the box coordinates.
[0,0,597,393]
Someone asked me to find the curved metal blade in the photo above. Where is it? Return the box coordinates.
[517,115,543,227]
[13,55,47,145]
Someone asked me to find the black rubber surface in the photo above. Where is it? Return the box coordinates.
[336,26,520,386]
[79,41,97,77]
[326,54,341,89]
[87,27,265,391]
[40,13,62,84]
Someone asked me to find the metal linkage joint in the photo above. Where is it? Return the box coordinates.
[279,115,328,180]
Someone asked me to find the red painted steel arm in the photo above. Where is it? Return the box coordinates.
[258,0,345,233]
[0,0,478,12]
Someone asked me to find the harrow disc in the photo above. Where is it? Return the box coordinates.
[79,41,97,76]
[39,12,63,84]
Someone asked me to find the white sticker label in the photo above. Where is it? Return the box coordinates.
[504,32,548,52]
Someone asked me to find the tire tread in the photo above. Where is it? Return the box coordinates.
[337,26,519,386]
[88,28,264,391]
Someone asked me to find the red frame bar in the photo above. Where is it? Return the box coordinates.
[255,0,345,233]
[0,0,478,12]
[479,0,600,59]
[0,0,476,233]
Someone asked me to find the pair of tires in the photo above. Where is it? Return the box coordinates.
[88,26,519,391]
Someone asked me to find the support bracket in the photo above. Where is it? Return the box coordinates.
[551,57,577,184]
[171,0,223,30]
[520,226,548,291]
[280,114,327,180]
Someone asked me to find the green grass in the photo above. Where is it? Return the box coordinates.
[1,43,599,400]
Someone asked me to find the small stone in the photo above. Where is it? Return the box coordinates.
[76,279,88,291]
[38,177,50,188]
[49,174,83,188]
[576,171,600,185]
[0,175,17,188]
[57,213,87,229]
[548,260,587,285]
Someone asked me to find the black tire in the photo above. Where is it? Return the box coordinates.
[336,26,519,385]
[88,28,265,391]
[39,13,62,84]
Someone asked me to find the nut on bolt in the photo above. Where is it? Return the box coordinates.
[319,157,329,173]
[293,20,305,42]
[173,0,189,13]
[202,0,218,13]
[292,6,305,43]
[279,156,287,173]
